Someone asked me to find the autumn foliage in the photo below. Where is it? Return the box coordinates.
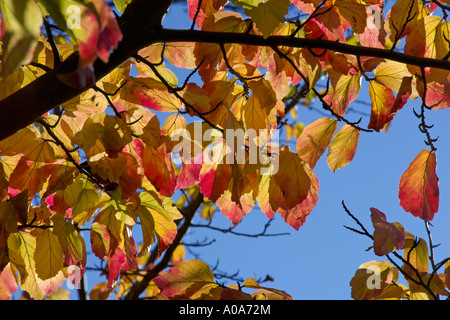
[0,0,449,300]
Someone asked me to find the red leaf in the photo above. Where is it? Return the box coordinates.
[399,149,439,220]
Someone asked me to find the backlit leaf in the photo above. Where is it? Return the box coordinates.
[350,260,401,300]
[398,149,439,220]
[368,80,396,132]
[34,229,64,280]
[296,117,337,169]
[153,259,218,299]
[230,0,290,38]
[326,125,360,172]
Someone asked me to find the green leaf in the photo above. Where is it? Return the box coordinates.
[0,0,43,77]
[113,0,132,13]
[230,0,290,38]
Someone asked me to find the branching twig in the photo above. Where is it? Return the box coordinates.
[341,200,440,300]
[413,67,439,151]
[273,46,373,133]
[43,18,61,68]
[134,53,224,132]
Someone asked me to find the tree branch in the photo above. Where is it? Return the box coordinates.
[3,8,450,141]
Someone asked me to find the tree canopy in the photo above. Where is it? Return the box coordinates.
[0,0,450,301]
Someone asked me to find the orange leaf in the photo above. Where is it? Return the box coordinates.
[398,149,439,220]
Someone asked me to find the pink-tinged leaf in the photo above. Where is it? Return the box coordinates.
[392,76,412,113]
[370,208,405,256]
[307,7,347,42]
[215,186,255,226]
[417,69,450,110]
[0,263,18,300]
[354,4,386,49]
[198,143,233,202]
[133,139,176,197]
[176,154,203,190]
[326,125,360,172]
[278,174,319,231]
[76,0,122,67]
[107,245,126,288]
[165,42,197,69]
[296,117,337,169]
[187,0,228,29]
[153,259,217,299]
[399,149,439,220]
[324,69,361,116]
[368,80,396,132]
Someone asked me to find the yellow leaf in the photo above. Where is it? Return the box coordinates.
[7,233,44,300]
[326,124,359,172]
[230,0,290,38]
[296,117,337,169]
[34,229,64,280]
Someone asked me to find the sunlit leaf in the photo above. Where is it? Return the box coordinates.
[153,259,218,299]
[296,117,337,169]
[326,124,359,172]
[398,149,439,220]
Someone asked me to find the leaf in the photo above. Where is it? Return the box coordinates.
[405,16,449,60]
[153,259,219,299]
[165,42,197,69]
[243,277,292,300]
[350,260,401,300]
[370,208,405,256]
[417,68,450,110]
[386,0,426,43]
[8,140,64,196]
[34,229,64,280]
[198,143,233,202]
[230,0,290,38]
[51,214,84,266]
[403,237,429,274]
[133,139,176,197]
[187,0,228,29]
[138,191,183,257]
[374,60,416,96]
[368,80,397,132]
[326,124,360,172]
[277,174,319,230]
[63,174,109,225]
[324,69,361,116]
[113,0,132,13]
[7,233,44,300]
[0,263,18,300]
[296,117,337,169]
[398,149,439,220]
[39,0,122,68]
[0,0,42,77]
[272,146,312,210]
